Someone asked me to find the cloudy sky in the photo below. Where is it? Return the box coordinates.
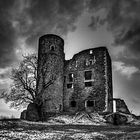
[0,0,140,117]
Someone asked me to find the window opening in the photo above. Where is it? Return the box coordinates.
[64,76,66,83]
[67,73,74,89]
[86,57,96,66]
[71,101,76,107]
[50,45,55,51]
[69,73,74,82]
[86,100,94,107]
[85,81,92,87]
[89,60,93,65]
[67,83,73,89]
[85,71,92,80]
[86,60,88,66]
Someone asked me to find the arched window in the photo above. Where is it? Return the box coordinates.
[50,45,55,51]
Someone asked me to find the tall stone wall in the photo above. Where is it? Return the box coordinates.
[105,50,113,112]
[36,34,65,113]
[63,47,113,113]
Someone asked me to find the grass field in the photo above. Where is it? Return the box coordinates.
[0,119,140,140]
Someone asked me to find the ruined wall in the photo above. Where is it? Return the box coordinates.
[37,34,65,113]
[105,50,113,112]
[36,34,113,114]
[114,99,130,114]
[63,47,113,113]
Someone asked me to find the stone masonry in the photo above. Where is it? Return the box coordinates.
[63,47,113,113]
[36,34,129,115]
[36,34,65,113]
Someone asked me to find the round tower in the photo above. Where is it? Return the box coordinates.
[37,34,65,113]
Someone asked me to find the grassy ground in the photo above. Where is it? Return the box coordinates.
[0,119,140,140]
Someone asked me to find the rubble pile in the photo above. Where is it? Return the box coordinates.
[48,112,106,125]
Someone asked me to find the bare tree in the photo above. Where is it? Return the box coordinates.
[0,54,38,109]
[0,53,58,121]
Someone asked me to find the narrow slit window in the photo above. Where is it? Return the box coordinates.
[64,76,66,83]
[50,45,55,51]
[85,71,92,80]
[86,58,95,66]
[89,60,93,65]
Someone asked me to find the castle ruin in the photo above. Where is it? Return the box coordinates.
[36,34,129,116]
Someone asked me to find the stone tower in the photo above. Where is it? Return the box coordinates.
[36,34,65,113]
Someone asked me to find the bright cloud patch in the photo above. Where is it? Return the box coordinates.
[113,61,140,79]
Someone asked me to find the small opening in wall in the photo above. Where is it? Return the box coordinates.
[50,45,55,51]
[86,100,94,107]
[86,59,95,66]
[90,50,93,54]
[69,73,74,82]
[85,71,92,80]
[64,76,66,83]
[89,60,93,65]
[67,83,73,88]
[71,101,76,107]
[85,81,92,87]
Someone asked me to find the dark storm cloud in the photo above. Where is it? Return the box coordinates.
[115,24,140,57]
[87,0,140,111]
[0,0,17,68]
[0,0,85,68]
[12,0,85,47]
[87,0,140,57]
